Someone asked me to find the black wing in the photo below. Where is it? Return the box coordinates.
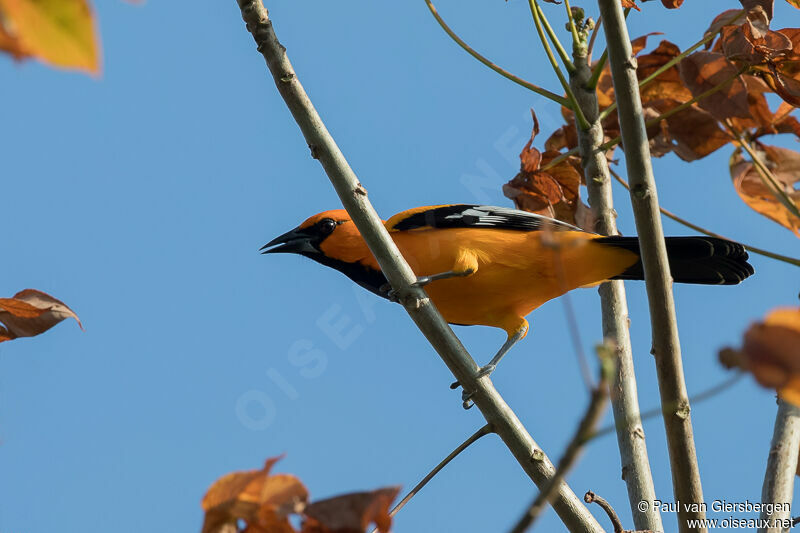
[387,204,583,232]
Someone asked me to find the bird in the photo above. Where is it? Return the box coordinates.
[262,204,754,385]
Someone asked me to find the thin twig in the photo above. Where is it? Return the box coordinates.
[424,0,569,106]
[509,349,612,533]
[533,0,576,73]
[570,43,662,532]
[545,55,748,172]
[584,492,624,533]
[610,169,800,268]
[587,49,607,90]
[758,400,800,533]
[726,123,800,220]
[369,424,494,533]
[527,0,589,129]
[235,3,604,532]
[598,1,707,531]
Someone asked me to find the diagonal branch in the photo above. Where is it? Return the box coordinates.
[509,351,612,533]
[234,2,604,532]
[597,1,706,532]
[424,0,569,106]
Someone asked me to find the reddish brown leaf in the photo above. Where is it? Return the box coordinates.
[729,74,777,132]
[765,63,800,106]
[637,40,694,104]
[679,51,750,121]
[771,101,800,138]
[787,0,800,8]
[720,20,792,64]
[720,307,800,405]
[0,289,83,343]
[739,0,774,21]
[729,145,800,236]
[704,10,746,49]
[593,33,662,109]
[620,0,641,10]
[301,487,400,533]
[503,113,592,228]
[660,0,683,8]
[647,99,732,161]
[201,456,309,533]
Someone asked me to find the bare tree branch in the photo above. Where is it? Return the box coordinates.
[569,43,663,533]
[234,2,604,531]
[597,1,706,531]
[759,399,800,533]
[509,351,612,533]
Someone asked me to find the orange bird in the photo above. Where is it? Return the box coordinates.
[262,204,753,379]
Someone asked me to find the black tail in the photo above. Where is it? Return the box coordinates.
[596,236,754,285]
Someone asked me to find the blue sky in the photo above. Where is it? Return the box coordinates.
[1,1,798,532]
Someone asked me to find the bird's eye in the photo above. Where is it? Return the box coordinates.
[319,218,337,235]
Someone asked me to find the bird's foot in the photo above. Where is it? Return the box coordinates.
[379,276,433,303]
[451,363,497,409]
[379,269,475,303]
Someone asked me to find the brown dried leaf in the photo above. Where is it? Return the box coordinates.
[301,487,400,533]
[620,0,640,11]
[660,0,683,8]
[202,456,309,533]
[720,307,800,405]
[765,63,800,106]
[739,0,774,22]
[647,99,732,161]
[637,40,694,104]
[729,145,800,236]
[679,51,750,121]
[594,33,662,108]
[705,10,746,49]
[721,20,792,64]
[0,289,83,343]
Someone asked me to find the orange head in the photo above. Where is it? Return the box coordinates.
[261,210,353,256]
[261,210,385,293]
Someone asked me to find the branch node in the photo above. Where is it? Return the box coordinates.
[531,449,545,462]
[280,73,295,83]
[308,144,320,159]
[354,183,367,196]
[674,401,691,420]
[631,183,648,199]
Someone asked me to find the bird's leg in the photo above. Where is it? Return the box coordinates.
[379,268,475,302]
[453,324,529,409]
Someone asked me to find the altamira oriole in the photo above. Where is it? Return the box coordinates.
[262,204,754,380]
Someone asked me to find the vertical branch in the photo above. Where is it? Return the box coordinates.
[596,1,706,532]
[235,2,604,532]
[569,42,662,533]
[758,400,800,533]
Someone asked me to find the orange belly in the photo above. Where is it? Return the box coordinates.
[390,228,639,334]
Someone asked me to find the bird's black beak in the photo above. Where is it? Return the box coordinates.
[260,227,317,255]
